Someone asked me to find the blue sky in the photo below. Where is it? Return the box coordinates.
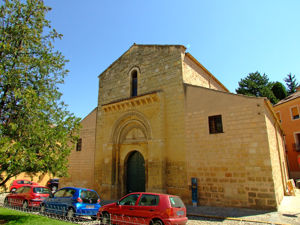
[44,0,300,119]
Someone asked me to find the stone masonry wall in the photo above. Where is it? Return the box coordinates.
[184,85,280,209]
[60,108,97,189]
[182,55,227,92]
[264,103,287,206]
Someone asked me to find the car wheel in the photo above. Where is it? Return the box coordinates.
[151,219,164,225]
[4,198,8,207]
[101,212,110,225]
[91,216,98,221]
[22,201,28,210]
[11,188,16,193]
[66,208,75,220]
[40,204,45,214]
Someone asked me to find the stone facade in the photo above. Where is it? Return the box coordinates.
[61,44,288,209]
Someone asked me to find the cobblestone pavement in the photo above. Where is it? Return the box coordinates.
[187,216,269,225]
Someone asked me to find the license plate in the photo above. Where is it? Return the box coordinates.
[176,211,184,216]
[86,205,94,209]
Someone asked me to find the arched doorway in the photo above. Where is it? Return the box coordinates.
[126,151,145,193]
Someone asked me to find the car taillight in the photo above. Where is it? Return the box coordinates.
[165,208,175,217]
[97,199,101,204]
[77,197,83,203]
[47,182,50,185]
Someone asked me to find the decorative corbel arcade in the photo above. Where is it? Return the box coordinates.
[102,92,160,113]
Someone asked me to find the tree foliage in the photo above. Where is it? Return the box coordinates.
[284,73,299,95]
[0,0,81,188]
[236,71,278,104]
[271,82,287,101]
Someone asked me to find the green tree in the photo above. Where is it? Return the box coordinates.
[271,82,287,101]
[284,73,299,95]
[0,0,81,188]
[236,71,278,104]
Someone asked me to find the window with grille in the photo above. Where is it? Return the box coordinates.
[276,112,281,123]
[208,115,223,134]
[76,138,82,151]
[291,106,299,120]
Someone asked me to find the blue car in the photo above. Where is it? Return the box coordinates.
[40,187,101,219]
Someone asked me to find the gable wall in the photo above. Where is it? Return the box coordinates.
[182,55,227,92]
[95,45,188,199]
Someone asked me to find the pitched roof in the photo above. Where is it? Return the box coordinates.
[274,90,300,106]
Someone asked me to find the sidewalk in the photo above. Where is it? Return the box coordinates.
[187,191,300,225]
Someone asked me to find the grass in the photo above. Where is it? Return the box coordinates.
[0,207,75,225]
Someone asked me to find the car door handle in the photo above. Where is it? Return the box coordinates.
[149,209,155,212]
[129,208,134,210]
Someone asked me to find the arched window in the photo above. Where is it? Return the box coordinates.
[131,70,138,97]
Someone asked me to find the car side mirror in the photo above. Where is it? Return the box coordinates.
[116,201,120,205]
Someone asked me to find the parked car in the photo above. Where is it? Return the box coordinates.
[46,178,59,192]
[40,187,101,219]
[4,185,51,209]
[97,192,188,225]
[9,179,39,192]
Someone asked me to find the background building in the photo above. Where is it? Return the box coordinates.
[274,87,300,179]
[61,44,288,209]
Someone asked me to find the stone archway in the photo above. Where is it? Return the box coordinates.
[126,151,145,193]
[110,111,151,197]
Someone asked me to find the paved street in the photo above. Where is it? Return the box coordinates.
[1,192,300,224]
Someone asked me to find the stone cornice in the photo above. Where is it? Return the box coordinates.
[102,92,160,113]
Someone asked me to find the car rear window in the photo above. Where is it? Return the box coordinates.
[33,187,51,194]
[17,180,31,184]
[169,196,185,208]
[80,190,99,204]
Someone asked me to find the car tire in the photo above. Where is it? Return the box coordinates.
[11,188,16,193]
[101,212,110,225]
[4,198,8,207]
[40,204,46,214]
[151,219,164,225]
[66,208,75,220]
[91,216,98,221]
[22,201,28,210]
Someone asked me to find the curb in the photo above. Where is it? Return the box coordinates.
[187,213,292,225]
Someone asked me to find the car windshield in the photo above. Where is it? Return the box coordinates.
[80,190,99,204]
[33,187,51,194]
[169,196,185,208]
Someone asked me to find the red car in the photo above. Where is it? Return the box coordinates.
[97,192,187,225]
[9,179,39,192]
[4,185,51,209]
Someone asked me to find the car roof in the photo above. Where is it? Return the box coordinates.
[24,185,49,188]
[128,192,179,197]
[60,187,97,192]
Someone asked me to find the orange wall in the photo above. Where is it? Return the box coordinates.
[274,97,300,179]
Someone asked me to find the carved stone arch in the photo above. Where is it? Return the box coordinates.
[128,66,141,75]
[111,110,152,144]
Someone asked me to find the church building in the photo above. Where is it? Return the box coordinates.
[61,44,288,209]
